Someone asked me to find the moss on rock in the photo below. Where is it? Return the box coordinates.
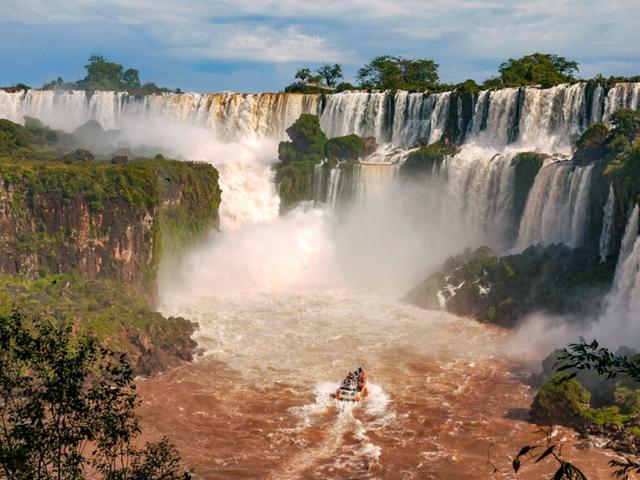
[399,140,459,177]
[531,373,593,434]
[0,273,196,375]
[404,244,616,327]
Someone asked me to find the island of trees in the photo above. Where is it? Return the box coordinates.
[285,52,639,94]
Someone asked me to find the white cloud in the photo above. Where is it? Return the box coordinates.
[0,0,638,82]
[163,25,351,63]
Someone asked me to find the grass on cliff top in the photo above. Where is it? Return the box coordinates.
[0,156,218,214]
[0,273,189,347]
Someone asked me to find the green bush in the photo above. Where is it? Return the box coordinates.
[531,373,592,433]
[325,134,365,160]
[399,140,459,176]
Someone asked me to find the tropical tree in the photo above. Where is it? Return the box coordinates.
[122,68,141,89]
[0,311,189,480]
[294,68,312,84]
[317,63,343,87]
[76,54,125,90]
[356,55,439,91]
[511,339,640,479]
[497,53,579,88]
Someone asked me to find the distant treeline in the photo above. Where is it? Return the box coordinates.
[285,53,640,94]
[2,55,179,95]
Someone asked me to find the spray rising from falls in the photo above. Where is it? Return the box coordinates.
[0,89,320,140]
[1,82,640,259]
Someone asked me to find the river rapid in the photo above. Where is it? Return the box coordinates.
[138,290,618,479]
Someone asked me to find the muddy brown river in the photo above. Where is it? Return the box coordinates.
[138,291,624,479]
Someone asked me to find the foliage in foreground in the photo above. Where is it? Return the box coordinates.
[0,311,189,479]
[513,339,640,479]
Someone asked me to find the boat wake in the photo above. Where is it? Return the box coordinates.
[267,382,392,479]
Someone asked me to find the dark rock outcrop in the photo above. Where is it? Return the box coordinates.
[403,244,615,327]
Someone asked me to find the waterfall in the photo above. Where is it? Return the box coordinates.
[599,184,616,262]
[440,148,517,248]
[516,83,587,152]
[0,89,320,140]
[602,83,640,123]
[326,165,342,208]
[470,88,520,147]
[2,83,640,252]
[352,164,399,201]
[618,205,640,268]
[320,91,451,147]
[516,161,593,249]
[602,205,640,336]
[313,161,326,204]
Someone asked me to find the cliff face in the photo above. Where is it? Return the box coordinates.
[0,160,220,292]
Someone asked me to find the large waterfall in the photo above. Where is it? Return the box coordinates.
[0,89,320,140]
[1,82,640,251]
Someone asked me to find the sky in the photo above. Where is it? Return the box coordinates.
[0,0,638,93]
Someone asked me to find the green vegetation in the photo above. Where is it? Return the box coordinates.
[404,245,616,327]
[490,53,579,88]
[278,114,328,163]
[274,114,373,209]
[285,63,343,93]
[0,116,219,301]
[356,55,439,91]
[42,54,175,94]
[0,117,216,381]
[530,373,592,434]
[0,83,31,92]
[600,109,640,206]
[516,340,640,478]
[0,311,189,479]
[281,52,637,93]
[325,134,365,160]
[0,274,194,361]
[399,140,458,176]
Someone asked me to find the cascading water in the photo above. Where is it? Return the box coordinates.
[0,89,320,140]
[1,82,634,478]
[326,165,342,208]
[319,91,451,147]
[599,184,616,262]
[516,161,593,249]
[599,205,640,344]
[2,82,640,250]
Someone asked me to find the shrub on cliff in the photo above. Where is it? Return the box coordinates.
[530,373,592,434]
[0,311,190,479]
[325,134,365,160]
[278,114,327,163]
[610,108,640,141]
[399,140,459,177]
[404,244,616,327]
[606,143,640,206]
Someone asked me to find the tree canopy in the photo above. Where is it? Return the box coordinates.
[0,311,189,480]
[497,53,579,88]
[356,55,439,91]
[43,54,173,94]
[317,63,343,87]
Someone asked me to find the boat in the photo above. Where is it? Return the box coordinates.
[334,367,368,402]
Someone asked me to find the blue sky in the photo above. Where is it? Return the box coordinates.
[1,0,638,93]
